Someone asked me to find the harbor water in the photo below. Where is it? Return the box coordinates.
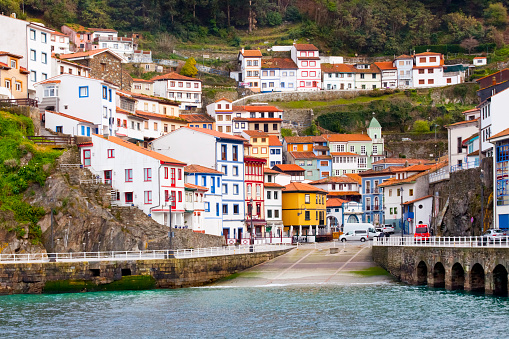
[0,283,508,338]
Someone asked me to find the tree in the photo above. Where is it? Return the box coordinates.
[460,37,479,54]
[180,57,198,77]
[303,121,320,136]
[413,120,430,133]
[484,2,508,28]
[281,128,294,137]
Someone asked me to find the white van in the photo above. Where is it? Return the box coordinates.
[342,223,378,239]
[339,230,369,242]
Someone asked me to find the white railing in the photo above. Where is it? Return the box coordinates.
[373,236,509,248]
[0,244,294,263]
[79,178,102,185]
[59,163,81,169]
[429,166,450,183]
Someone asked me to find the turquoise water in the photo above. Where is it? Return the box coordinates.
[0,283,508,338]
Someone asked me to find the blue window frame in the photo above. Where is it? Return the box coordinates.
[79,86,89,98]
[81,126,85,135]
[102,86,108,99]
[216,203,220,216]
[222,204,228,214]
[202,176,206,186]
[87,127,90,136]
[205,202,210,212]
[203,124,206,128]
[233,204,239,215]
[217,177,220,187]
[276,149,281,154]
[108,89,112,102]
[208,124,212,129]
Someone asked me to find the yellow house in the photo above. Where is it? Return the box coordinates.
[0,52,29,99]
[282,182,327,238]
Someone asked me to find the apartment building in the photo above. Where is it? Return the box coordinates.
[152,72,202,110]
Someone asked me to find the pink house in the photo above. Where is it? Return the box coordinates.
[291,44,321,91]
[61,25,118,52]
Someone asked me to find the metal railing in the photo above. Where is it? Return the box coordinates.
[27,135,75,145]
[0,98,38,107]
[373,236,509,248]
[450,160,479,173]
[429,166,450,183]
[0,244,294,263]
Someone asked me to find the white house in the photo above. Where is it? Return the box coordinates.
[210,98,234,134]
[152,72,202,110]
[93,35,136,62]
[131,78,154,96]
[353,63,381,90]
[260,58,298,92]
[291,44,321,91]
[473,57,487,66]
[45,110,97,137]
[50,31,71,55]
[478,86,509,157]
[446,118,479,170]
[35,73,117,136]
[395,55,414,88]
[264,169,284,239]
[375,61,398,89]
[237,49,262,92]
[51,56,91,78]
[489,128,509,229]
[268,135,283,168]
[321,63,355,90]
[411,52,465,88]
[150,127,247,243]
[183,183,208,233]
[79,134,187,226]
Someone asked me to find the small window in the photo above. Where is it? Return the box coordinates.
[125,169,133,182]
[107,149,115,158]
[144,168,152,181]
[79,86,88,98]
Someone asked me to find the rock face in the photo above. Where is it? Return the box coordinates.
[14,148,224,255]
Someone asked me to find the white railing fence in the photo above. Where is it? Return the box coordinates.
[0,244,294,263]
[374,236,509,248]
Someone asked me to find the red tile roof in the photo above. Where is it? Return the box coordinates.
[135,111,186,123]
[289,151,316,159]
[240,50,262,57]
[309,176,357,185]
[321,63,356,73]
[268,136,282,147]
[374,61,396,70]
[243,130,269,137]
[185,127,247,142]
[474,56,487,60]
[395,54,413,59]
[293,44,319,51]
[415,52,442,56]
[233,118,282,122]
[0,51,23,59]
[345,173,362,185]
[445,118,479,128]
[151,72,202,82]
[59,49,121,60]
[215,97,233,103]
[323,134,372,142]
[132,78,154,83]
[327,191,361,196]
[235,105,283,112]
[392,164,434,172]
[403,195,433,205]
[372,158,429,165]
[489,127,509,140]
[40,80,61,84]
[327,198,349,208]
[0,62,10,69]
[283,182,327,193]
[184,183,208,191]
[273,164,305,172]
[284,136,326,143]
[184,164,223,174]
[95,135,186,165]
[45,110,94,124]
[264,182,284,188]
[180,113,215,123]
[262,58,298,69]
[264,168,282,174]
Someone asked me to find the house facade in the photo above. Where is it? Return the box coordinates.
[353,63,381,90]
[245,156,267,242]
[321,63,355,90]
[264,169,285,240]
[237,49,262,92]
[375,61,398,89]
[394,55,414,88]
[152,72,202,110]
[260,58,298,92]
[489,128,509,229]
[0,52,29,99]
[446,119,479,170]
[291,44,321,91]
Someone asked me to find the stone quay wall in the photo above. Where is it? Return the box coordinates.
[373,246,509,295]
[0,249,290,295]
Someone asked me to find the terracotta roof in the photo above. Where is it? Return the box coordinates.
[357,166,399,176]
[59,49,120,60]
[445,118,479,128]
[378,162,447,187]
[215,97,232,103]
[283,182,327,193]
[132,78,154,83]
[392,164,434,172]
[462,108,480,114]
[345,173,362,185]
[116,107,133,115]
[45,110,94,124]
[185,127,247,142]
[473,57,487,59]
[51,31,68,37]
[330,152,359,156]
[40,80,61,84]
[135,111,185,123]
[326,198,349,208]
[19,66,29,74]
[284,136,326,143]
[0,62,10,69]
[184,164,223,174]
[243,130,269,137]
[0,51,23,59]
[353,64,381,74]
[240,50,262,57]
[88,28,118,33]
[264,168,282,174]
[321,63,356,73]
[309,176,357,185]
[327,191,361,196]
[313,145,329,151]
[235,105,283,113]
[293,44,319,51]
[395,54,413,59]
[372,158,429,165]
[94,135,186,165]
[181,113,215,123]
[233,117,282,122]
[151,72,202,82]
[273,164,305,172]
[262,58,298,69]
[489,127,509,140]
[245,156,267,163]
[268,136,282,147]
[403,195,433,205]
[415,52,442,56]
[264,182,284,188]
[118,90,179,106]
[289,151,316,159]
[323,134,372,142]
[374,61,396,70]
[185,183,208,191]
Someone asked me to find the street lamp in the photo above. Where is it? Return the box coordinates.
[480,169,484,235]
[167,195,174,257]
[250,198,254,245]
[400,187,404,237]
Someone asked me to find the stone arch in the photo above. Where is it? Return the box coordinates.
[433,262,445,288]
[416,261,428,285]
[470,263,485,293]
[451,263,465,290]
[493,264,508,297]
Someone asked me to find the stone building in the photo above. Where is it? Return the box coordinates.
[59,49,133,91]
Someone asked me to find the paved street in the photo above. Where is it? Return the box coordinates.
[212,241,394,287]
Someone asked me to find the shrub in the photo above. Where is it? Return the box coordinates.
[413,120,431,133]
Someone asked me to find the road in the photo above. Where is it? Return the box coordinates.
[212,241,394,287]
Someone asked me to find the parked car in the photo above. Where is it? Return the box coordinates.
[414,224,430,241]
[478,229,508,245]
[340,230,368,242]
[381,225,395,234]
[402,137,412,141]
[375,228,389,238]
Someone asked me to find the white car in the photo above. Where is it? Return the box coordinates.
[381,225,395,234]
[339,230,368,242]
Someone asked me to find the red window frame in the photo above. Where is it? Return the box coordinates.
[125,169,133,182]
[171,168,176,187]
[83,149,91,166]
[144,168,152,182]
[164,167,168,179]
[107,149,115,158]
[178,191,182,202]
[117,118,121,126]
[144,191,152,204]
[125,192,133,203]
[178,168,182,180]
[171,191,176,208]
[194,83,199,88]
[123,120,127,128]
[165,190,169,202]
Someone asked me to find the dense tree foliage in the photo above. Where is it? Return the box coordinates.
[9,0,509,55]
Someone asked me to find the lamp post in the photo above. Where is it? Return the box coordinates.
[480,169,484,235]
[400,187,404,237]
[167,196,174,256]
[250,198,254,245]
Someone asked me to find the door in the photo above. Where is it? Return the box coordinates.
[83,149,91,166]
[264,124,269,132]
[238,229,243,243]
[223,228,229,243]
[104,170,112,185]
[86,127,91,136]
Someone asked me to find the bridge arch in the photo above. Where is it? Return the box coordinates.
[470,263,485,293]
[451,263,465,290]
[493,265,508,297]
[416,261,427,285]
[433,262,445,288]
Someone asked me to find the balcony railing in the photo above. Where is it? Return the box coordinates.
[450,160,479,173]
[0,98,38,107]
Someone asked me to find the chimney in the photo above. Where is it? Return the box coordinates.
[493,76,497,86]
[103,132,109,139]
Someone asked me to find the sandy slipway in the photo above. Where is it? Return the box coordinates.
[211,242,394,287]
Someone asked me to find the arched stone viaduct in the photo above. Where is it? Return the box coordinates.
[373,246,509,296]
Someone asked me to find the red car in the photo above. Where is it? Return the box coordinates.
[414,224,430,241]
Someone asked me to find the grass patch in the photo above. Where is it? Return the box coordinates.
[270,93,404,109]
[349,266,391,277]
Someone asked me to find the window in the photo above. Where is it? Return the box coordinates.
[221,144,227,160]
[222,184,228,194]
[178,191,182,202]
[361,146,366,155]
[15,82,21,91]
[222,204,228,214]
[305,211,310,220]
[171,168,176,186]
[447,78,452,84]
[79,86,88,98]
[107,149,115,158]
[409,189,414,196]
[154,122,158,131]
[267,210,272,218]
[144,168,152,181]
[125,169,133,182]
[274,191,278,200]
[305,194,310,204]
[205,202,210,212]
[125,192,133,203]
[144,191,152,204]
[428,68,434,74]
[41,52,47,64]
[233,184,239,195]
[233,166,238,176]
[428,79,434,85]
[30,29,36,40]
[233,145,238,161]
[267,191,271,199]
[30,49,36,61]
